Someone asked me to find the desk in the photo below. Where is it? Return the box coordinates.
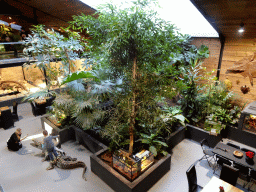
[213,142,256,171]
[201,177,244,192]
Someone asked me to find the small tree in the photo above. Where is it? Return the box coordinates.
[71,0,189,156]
[23,25,83,87]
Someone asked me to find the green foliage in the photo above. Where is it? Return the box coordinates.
[138,132,168,156]
[61,71,99,85]
[22,89,56,102]
[71,0,189,154]
[159,103,186,134]
[23,25,83,84]
[201,81,243,127]
[177,61,206,122]
[52,67,119,130]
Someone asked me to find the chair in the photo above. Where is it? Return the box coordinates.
[248,170,256,191]
[186,164,203,192]
[12,101,19,121]
[30,102,41,116]
[214,155,232,175]
[220,163,239,186]
[46,96,55,107]
[199,139,216,168]
[216,155,232,166]
[233,163,251,187]
[1,108,14,129]
[227,142,240,149]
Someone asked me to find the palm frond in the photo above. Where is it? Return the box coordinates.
[73,109,105,129]
[23,89,55,102]
[54,94,74,109]
[66,80,86,91]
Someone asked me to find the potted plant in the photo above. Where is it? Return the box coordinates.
[71,0,191,191]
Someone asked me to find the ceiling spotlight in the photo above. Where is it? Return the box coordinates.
[238,22,245,33]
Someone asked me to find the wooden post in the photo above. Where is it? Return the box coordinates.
[216,33,225,80]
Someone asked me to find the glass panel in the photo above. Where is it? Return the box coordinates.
[113,149,154,181]
[243,115,256,134]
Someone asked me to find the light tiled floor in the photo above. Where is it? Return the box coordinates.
[0,103,255,192]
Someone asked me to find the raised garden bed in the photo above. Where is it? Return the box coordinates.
[41,115,75,144]
[185,124,222,148]
[166,126,186,150]
[184,124,256,149]
[91,148,171,192]
[73,126,107,154]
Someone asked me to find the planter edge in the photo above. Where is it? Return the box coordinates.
[91,148,171,192]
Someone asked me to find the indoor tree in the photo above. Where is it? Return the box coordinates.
[23,25,83,88]
[71,0,189,156]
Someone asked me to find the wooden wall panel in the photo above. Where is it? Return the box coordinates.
[190,37,256,105]
[219,37,256,104]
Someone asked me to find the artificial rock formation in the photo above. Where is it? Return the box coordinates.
[226,52,256,86]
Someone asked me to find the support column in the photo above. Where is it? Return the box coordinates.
[216,33,225,80]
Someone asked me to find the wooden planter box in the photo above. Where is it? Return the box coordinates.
[41,116,75,144]
[91,148,171,192]
[73,126,107,154]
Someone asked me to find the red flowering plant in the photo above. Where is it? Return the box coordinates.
[246,151,255,159]
[219,186,224,191]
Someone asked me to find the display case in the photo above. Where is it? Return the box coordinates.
[238,101,256,134]
[113,149,154,181]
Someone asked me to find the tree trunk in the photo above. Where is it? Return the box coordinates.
[129,56,137,156]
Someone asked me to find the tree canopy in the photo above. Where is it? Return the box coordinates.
[71,0,191,155]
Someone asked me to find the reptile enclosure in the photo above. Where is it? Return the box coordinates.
[91,148,171,192]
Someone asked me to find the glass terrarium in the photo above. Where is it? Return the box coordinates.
[113,149,154,181]
[239,101,256,134]
[242,115,256,133]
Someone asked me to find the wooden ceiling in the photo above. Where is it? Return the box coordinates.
[0,0,96,31]
[190,0,256,39]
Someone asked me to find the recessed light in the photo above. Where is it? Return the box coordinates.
[238,22,244,33]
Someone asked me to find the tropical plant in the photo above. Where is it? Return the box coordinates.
[52,67,121,130]
[71,0,189,155]
[138,132,168,156]
[177,46,210,123]
[23,25,83,87]
[160,104,186,134]
[201,81,243,128]
[22,89,56,102]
